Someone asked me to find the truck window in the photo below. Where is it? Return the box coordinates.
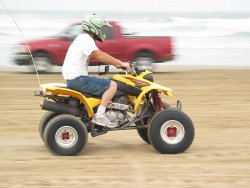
[60,24,113,40]
[67,25,83,37]
[102,27,113,40]
[60,24,83,40]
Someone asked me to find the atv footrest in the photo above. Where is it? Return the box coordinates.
[90,124,108,137]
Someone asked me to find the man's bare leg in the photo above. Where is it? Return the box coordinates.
[92,81,117,127]
[100,81,117,107]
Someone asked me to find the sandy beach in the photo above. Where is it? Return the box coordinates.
[0,69,250,187]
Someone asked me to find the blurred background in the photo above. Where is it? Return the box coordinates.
[0,0,250,72]
[1,1,250,187]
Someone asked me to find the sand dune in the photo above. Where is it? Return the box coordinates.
[0,69,250,187]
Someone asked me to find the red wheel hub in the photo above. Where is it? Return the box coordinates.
[61,131,70,140]
[167,127,177,137]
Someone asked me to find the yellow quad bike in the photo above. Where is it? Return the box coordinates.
[35,63,195,155]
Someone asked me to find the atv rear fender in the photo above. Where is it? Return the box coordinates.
[41,83,100,118]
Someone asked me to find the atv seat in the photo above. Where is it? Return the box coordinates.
[55,85,102,99]
[56,85,126,98]
[40,83,126,100]
[40,83,101,117]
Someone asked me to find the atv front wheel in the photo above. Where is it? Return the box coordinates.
[137,128,150,144]
[136,102,170,144]
[43,114,88,155]
[148,109,194,154]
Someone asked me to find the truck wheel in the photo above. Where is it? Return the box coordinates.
[148,109,195,154]
[39,112,61,141]
[134,52,155,70]
[136,102,170,144]
[31,53,52,73]
[44,114,88,156]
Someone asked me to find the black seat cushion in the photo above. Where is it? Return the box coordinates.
[54,86,101,99]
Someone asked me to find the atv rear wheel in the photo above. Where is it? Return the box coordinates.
[39,112,61,141]
[43,114,88,156]
[148,109,194,154]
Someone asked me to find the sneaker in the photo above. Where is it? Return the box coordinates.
[92,114,116,128]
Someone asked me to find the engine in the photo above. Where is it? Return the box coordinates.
[106,96,131,127]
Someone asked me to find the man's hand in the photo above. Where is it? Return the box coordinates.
[120,62,131,71]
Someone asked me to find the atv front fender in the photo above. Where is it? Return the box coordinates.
[134,83,173,112]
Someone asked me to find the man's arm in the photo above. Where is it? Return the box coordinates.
[92,50,130,70]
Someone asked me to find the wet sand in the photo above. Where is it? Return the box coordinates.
[0,69,250,187]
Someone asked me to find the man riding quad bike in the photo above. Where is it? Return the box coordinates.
[35,62,195,155]
[35,14,195,156]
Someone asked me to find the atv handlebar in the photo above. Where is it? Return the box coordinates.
[98,62,142,76]
[121,62,137,75]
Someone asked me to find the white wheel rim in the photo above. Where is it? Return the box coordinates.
[160,120,185,145]
[55,126,78,148]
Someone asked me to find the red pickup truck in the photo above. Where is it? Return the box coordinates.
[14,21,174,72]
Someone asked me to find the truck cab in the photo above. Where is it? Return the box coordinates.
[14,21,173,72]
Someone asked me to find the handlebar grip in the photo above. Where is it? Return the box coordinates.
[121,66,127,70]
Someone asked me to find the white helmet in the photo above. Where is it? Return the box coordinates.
[82,14,112,42]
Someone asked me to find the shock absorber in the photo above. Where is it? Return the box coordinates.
[152,91,164,111]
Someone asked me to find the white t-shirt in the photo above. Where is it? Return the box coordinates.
[62,33,99,80]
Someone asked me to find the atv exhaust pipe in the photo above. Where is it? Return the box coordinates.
[41,99,83,116]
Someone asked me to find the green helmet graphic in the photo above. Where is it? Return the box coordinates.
[82,14,112,42]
